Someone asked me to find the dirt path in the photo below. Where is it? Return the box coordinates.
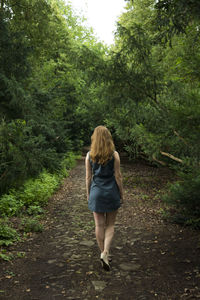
[0,156,200,300]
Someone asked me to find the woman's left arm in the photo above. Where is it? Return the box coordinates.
[114,151,124,202]
[85,152,92,201]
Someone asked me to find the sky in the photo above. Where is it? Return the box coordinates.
[66,0,126,45]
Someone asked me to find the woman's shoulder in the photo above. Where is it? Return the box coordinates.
[85,151,91,160]
[113,150,120,158]
[113,151,121,163]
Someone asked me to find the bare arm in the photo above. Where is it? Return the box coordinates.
[85,152,92,201]
[114,151,124,201]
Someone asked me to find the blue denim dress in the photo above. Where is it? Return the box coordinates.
[88,153,121,213]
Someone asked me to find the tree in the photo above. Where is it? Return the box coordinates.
[155,0,200,41]
[0,0,104,193]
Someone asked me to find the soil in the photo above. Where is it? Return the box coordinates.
[0,155,200,300]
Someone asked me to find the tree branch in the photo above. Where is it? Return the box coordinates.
[173,130,188,146]
[152,155,167,166]
[160,151,183,163]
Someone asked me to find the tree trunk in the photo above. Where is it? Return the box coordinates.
[1,0,4,10]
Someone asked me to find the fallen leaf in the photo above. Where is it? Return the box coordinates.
[86,271,93,275]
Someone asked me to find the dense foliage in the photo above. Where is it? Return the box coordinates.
[0,0,105,194]
[0,0,200,232]
[102,0,200,226]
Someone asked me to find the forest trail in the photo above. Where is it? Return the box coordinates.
[0,156,200,300]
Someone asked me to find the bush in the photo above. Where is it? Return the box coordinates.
[162,171,200,228]
[0,152,79,218]
[0,193,23,217]
[0,222,20,246]
[26,205,44,216]
[20,217,43,233]
[18,171,59,207]
[58,152,80,178]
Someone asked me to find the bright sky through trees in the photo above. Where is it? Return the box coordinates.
[66,0,126,44]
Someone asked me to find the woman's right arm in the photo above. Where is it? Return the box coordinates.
[114,151,124,201]
[85,152,92,201]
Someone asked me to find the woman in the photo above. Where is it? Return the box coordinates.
[85,125,123,271]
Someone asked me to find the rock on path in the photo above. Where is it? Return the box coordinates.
[0,157,200,299]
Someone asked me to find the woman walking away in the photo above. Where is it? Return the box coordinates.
[85,126,124,271]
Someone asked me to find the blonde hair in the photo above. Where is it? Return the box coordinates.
[90,126,115,165]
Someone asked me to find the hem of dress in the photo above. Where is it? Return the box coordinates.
[88,206,120,213]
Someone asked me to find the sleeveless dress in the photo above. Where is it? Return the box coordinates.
[88,153,121,213]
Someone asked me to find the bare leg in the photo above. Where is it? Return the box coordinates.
[93,212,105,253]
[104,210,118,255]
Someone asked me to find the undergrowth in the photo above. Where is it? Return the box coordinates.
[162,170,200,229]
[0,152,80,260]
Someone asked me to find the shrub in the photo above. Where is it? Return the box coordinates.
[58,152,80,178]
[18,171,59,207]
[0,222,20,246]
[0,152,79,218]
[26,205,44,216]
[0,193,23,217]
[0,250,14,261]
[21,218,43,233]
[162,171,200,228]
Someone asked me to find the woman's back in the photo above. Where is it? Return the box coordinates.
[88,152,120,212]
[89,154,115,179]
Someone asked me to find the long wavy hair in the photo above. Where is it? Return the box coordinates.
[90,126,115,165]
